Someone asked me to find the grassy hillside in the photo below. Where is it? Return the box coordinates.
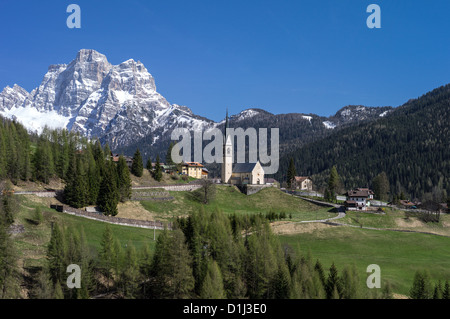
[11,195,160,271]
[137,185,337,222]
[278,225,450,296]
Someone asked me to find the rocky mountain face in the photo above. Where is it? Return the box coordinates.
[0,49,393,161]
[0,49,214,149]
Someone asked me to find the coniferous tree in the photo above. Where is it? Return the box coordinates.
[200,259,225,299]
[47,223,66,286]
[131,148,144,177]
[326,166,341,202]
[372,172,390,201]
[150,228,195,299]
[86,148,101,205]
[1,182,16,226]
[314,259,326,288]
[97,161,119,216]
[410,270,433,299]
[433,280,443,299]
[120,242,139,298]
[325,263,342,299]
[154,154,163,182]
[117,155,132,202]
[0,212,19,298]
[166,142,175,168]
[340,265,360,299]
[99,225,116,289]
[286,158,297,188]
[33,135,55,184]
[63,156,88,208]
[443,280,450,299]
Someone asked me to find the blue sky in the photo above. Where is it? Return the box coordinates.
[0,0,449,121]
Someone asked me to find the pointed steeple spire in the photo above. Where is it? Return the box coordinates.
[224,108,229,144]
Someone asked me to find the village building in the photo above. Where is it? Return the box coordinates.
[291,176,313,191]
[181,162,207,179]
[344,188,374,211]
[111,153,133,168]
[229,162,265,185]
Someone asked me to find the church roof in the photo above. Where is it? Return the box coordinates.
[233,163,258,173]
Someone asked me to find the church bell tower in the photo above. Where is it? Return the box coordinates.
[222,110,233,184]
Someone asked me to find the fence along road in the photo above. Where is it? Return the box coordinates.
[51,205,171,230]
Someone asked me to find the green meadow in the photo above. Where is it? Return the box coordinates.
[139,185,337,222]
[278,225,450,296]
[12,195,160,269]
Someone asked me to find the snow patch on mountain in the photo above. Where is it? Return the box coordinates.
[0,105,71,133]
[323,121,336,129]
[302,115,312,122]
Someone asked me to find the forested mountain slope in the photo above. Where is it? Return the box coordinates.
[276,84,450,200]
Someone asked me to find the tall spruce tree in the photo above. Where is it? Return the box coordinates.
[99,225,119,291]
[47,223,66,286]
[166,142,175,167]
[410,270,433,299]
[154,155,163,182]
[200,259,225,299]
[0,211,19,298]
[97,161,119,216]
[326,166,341,202]
[150,228,195,298]
[117,155,132,202]
[286,158,297,188]
[146,158,153,173]
[131,148,144,177]
[325,263,342,299]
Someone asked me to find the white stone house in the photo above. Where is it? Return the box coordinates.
[344,188,374,211]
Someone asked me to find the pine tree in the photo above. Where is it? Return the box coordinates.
[410,270,433,299]
[116,155,132,202]
[131,148,144,177]
[146,158,153,173]
[99,225,116,289]
[154,154,163,182]
[0,216,19,298]
[340,265,360,299]
[166,142,175,168]
[63,155,88,208]
[200,259,225,299]
[372,172,390,201]
[97,161,119,216]
[86,149,101,205]
[33,136,55,184]
[286,158,297,188]
[1,182,16,225]
[120,242,139,298]
[47,223,66,285]
[433,280,443,299]
[314,259,326,288]
[443,280,450,299]
[325,263,342,299]
[151,228,195,299]
[326,166,341,202]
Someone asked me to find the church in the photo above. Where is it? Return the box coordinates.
[221,112,265,185]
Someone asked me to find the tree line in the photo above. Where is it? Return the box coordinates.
[26,209,397,299]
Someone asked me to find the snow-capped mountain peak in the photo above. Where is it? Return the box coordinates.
[0,49,214,148]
